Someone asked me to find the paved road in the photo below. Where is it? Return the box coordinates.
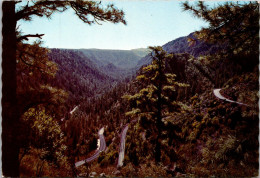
[74,89,247,169]
[213,88,248,106]
[75,127,106,167]
[61,105,79,121]
[117,124,129,167]
[70,106,79,115]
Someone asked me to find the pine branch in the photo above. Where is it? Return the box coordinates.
[16,9,43,21]
[15,1,22,4]
[69,1,126,25]
[17,34,44,42]
[16,1,68,21]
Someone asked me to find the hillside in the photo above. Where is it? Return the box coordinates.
[136,32,222,68]
[47,48,147,105]
[79,48,149,69]
[16,2,258,177]
[48,48,116,105]
[44,25,258,177]
[74,48,149,80]
[21,27,258,178]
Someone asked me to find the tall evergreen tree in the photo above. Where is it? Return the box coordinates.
[182,1,259,87]
[2,1,126,176]
[124,46,188,163]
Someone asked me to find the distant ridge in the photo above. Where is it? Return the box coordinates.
[79,48,149,70]
[136,32,222,68]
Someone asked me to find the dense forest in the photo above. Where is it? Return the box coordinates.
[2,1,259,177]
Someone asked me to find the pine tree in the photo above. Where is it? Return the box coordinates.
[16,41,62,114]
[2,1,126,176]
[182,1,259,87]
[124,46,188,163]
[182,1,259,56]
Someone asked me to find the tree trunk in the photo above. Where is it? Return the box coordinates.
[2,1,20,176]
[155,58,163,163]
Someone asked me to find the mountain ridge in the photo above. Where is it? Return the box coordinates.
[136,32,222,68]
[79,48,149,70]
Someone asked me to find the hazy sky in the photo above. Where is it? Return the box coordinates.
[17,1,219,50]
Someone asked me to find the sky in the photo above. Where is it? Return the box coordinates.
[17,1,219,50]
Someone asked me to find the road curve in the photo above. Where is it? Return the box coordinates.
[75,127,106,167]
[213,88,248,106]
[117,124,129,167]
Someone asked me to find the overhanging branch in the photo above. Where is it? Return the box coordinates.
[17,33,44,42]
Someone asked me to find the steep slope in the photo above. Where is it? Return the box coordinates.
[76,48,149,80]
[136,32,221,68]
[47,48,149,105]
[162,33,221,57]
[80,48,149,69]
[48,48,116,104]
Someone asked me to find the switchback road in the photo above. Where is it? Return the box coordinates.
[75,127,106,167]
[213,88,248,106]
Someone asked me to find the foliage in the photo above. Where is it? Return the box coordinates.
[19,147,72,177]
[17,42,69,117]
[17,41,57,78]
[2,0,127,176]
[16,42,69,168]
[20,105,68,170]
[124,46,188,163]
[48,48,115,106]
[125,46,188,119]
[182,1,259,56]
[16,0,126,27]
[120,162,169,177]
[172,86,259,177]
[7,1,260,177]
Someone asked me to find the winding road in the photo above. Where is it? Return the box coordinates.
[75,89,248,169]
[75,127,106,167]
[117,124,129,167]
[75,123,130,169]
[213,88,248,106]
